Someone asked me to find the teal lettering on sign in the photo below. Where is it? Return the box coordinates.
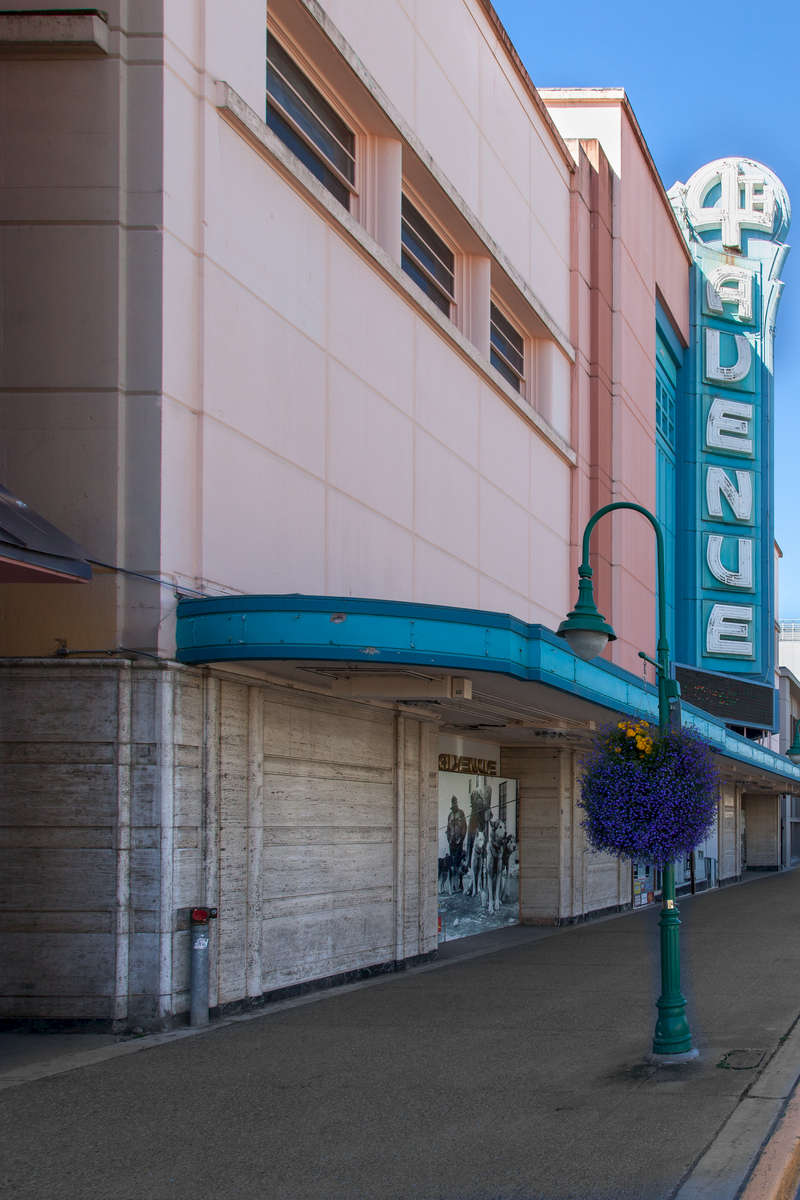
[668,158,790,688]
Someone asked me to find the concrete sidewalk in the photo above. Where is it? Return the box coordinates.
[3,870,800,1200]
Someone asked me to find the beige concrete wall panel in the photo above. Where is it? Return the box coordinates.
[1,932,114,997]
[202,264,327,478]
[418,720,439,954]
[613,566,657,679]
[327,234,416,417]
[124,61,165,228]
[171,846,202,907]
[328,360,414,527]
[414,317,480,465]
[162,67,202,251]
[131,763,160,827]
[162,234,200,407]
[415,428,480,568]
[326,491,415,603]
[529,219,571,338]
[216,682,249,1000]
[480,144,530,286]
[530,130,572,264]
[480,386,531,510]
[0,60,120,222]
[263,896,395,990]
[263,752,392,785]
[415,40,479,214]
[0,226,119,388]
[172,763,203,827]
[619,246,656,380]
[202,674,221,1009]
[5,848,117,911]
[264,776,393,826]
[530,440,571,538]
[262,691,394,766]
[480,477,529,598]
[479,39,534,195]
[201,421,326,596]
[719,785,738,880]
[262,839,394,901]
[0,672,119,741]
[205,124,328,344]
[0,762,117,826]
[529,519,570,628]
[618,121,654,288]
[246,686,264,997]
[0,393,120,562]
[319,0,416,124]
[585,856,624,911]
[743,793,780,868]
[0,993,112,1019]
[128,930,159,1007]
[204,0,264,117]
[414,539,480,610]
[125,230,163,394]
[500,747,564,923]
[160,397,201,588]
[131,670,158,742]
[129,847,159,908]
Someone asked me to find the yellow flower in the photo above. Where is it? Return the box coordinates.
[626,728,636,738]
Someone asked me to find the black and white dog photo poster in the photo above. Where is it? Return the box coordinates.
[437,772,519,941]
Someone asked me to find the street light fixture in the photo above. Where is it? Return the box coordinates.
[558,501,696,1060]
[787,718,800,764]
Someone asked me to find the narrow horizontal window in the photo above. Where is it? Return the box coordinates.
[401,196,455,317]
[490,302,524,392]
[266,37,355,210]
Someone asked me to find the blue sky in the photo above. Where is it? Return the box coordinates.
[493,0,800,617]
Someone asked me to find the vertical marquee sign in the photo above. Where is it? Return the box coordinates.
[669,159,790,725]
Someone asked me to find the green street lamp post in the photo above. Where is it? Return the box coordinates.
[557,502,696,1060]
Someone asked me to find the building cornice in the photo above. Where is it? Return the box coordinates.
[538,88,693,267]
[473,0,577,174]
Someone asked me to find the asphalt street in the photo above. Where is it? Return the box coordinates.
[3,870,800,1200]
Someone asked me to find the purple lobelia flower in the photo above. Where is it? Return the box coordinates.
[579,719,718,863]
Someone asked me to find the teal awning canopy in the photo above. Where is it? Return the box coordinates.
[176,593,800,789]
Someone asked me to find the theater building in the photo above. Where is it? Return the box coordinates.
[0,0,796,1029]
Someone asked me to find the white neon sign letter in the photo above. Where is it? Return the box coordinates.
[705,467,753,521]
[707,536,753,588]
[705,266,754,323]
[706,604,754,656]
[705,329,752,384]
[706,399,754,456]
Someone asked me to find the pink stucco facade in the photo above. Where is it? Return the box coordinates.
[0,5,689,674]
[542,90,691,674]
[9,3,780,1029]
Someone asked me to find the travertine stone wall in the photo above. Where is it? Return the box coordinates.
[718,783,741,881]
[742,792,780,869]
[0,660,438,1025]
[500,744,629,924]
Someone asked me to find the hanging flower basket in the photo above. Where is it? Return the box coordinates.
[579,719,718,864]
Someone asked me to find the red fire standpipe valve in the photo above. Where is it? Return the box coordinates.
[189,907,217,1027]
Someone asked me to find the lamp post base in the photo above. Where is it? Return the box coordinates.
[647,1049,700,1065]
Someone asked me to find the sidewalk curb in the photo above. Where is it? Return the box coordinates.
[740,1083,800,1200]
[674,1020,800,1199]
